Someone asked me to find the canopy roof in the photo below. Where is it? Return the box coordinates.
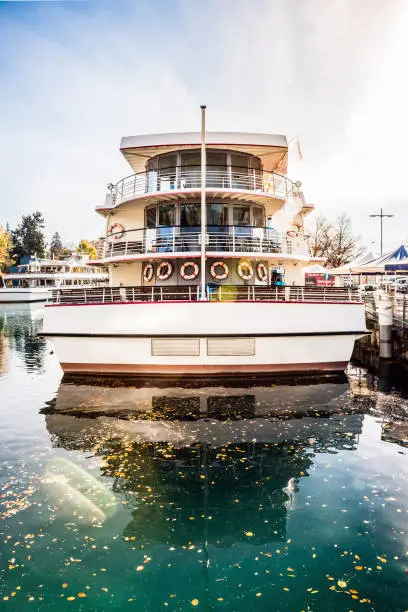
[331,245,408,274]
[120,132,289,174]
[329,251,377,275]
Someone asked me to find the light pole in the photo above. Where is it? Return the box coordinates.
[369,208,394,256]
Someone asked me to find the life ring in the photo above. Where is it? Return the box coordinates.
[109,223,125,240]
[143,263,154,282]
[287,230,299,239]
[157,261,173,281]
[237,261,253,281]
[180,261,199,281]
[210,261,229,281]
[256,262,268,282]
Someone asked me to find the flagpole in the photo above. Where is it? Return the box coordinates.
[200,105,207,300]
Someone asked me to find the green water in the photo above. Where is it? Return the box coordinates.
[1,305,408,611]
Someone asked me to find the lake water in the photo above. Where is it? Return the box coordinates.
[1,304,408,611]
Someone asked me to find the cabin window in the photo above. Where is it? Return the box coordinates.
[181,151,200,168]
[158,204,176,227]
[180,203,200,228]
[253,206,264,227]
[146,206,157,228]
[232,205,250,226]
[207,203,229,227]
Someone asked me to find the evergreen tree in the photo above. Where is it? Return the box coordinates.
[11,212,47,262]
[49,232,64,259]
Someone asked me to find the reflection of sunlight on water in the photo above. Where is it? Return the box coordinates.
[43,458,117,524]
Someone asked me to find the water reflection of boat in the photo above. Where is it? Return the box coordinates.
[43,379,365,547]
[0,303,47,372]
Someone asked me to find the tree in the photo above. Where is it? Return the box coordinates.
[49,232,64,259]
[0,225,14,272]
[11,212,47,262]
[76,239,97,260]
[306,213,360,268]
[307,215,331,258]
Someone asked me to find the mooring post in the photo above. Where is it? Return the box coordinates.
[375,290,393,359]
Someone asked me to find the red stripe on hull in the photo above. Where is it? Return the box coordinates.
[60,362,348,376]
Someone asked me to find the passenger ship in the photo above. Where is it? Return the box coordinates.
[0,255,108,303]
[42,109,366,376]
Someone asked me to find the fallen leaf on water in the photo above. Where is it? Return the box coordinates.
[136,566,144,572]
[338,580,347,588]
[78,593,86,598]
[191,599,199,606]
[245,532,254,537]
[355,566,363,571]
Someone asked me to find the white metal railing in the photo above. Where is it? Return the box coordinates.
[109,167,295,205]
[49,285,361,305]
[101,226,310,259]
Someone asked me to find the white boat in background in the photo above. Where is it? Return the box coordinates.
[0,254,108,303]
[43,109,366,376]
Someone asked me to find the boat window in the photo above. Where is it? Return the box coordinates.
[207,203,229,226]
[253,206,265,227]
[233,205,250,226]
[158,204,176,226]
[158,154,177,173]
[207,151,227,168]
[250,157,261,170]
[231,154,248,171]
[180,203,201,227]
[181,151,200,168]
[146,206,157,228]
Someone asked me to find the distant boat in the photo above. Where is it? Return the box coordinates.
[0,255,108,303]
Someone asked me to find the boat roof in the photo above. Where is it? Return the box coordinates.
[120,132,289,174]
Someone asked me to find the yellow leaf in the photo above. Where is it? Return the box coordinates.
[256,593,262,597]
[67,596,76,601]
[191,599,199,606]
[349,589,359,594]
[62,584,68,589]
[136,566,144,572]
[78,593,86,598]
[337,580,347,588]
[377,557,387,563]
[245,532,254,537]
[355,566,363,570]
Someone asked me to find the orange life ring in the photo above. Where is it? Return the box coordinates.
[109,223,125,240]
[143,263,154,282]
[256,262,268,282]
[237,261,253,281]
[157,261,173,281]
[210,261,229,281]
[180,261,199,281]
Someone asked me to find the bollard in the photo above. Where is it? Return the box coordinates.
[374,291,393,359]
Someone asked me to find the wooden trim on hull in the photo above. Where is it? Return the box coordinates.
[60,361,349,376]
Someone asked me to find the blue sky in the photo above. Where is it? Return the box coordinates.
[0,0,406,251]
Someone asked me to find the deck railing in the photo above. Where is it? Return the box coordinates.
[49,285,362,305]
[107,166,295,205]
[101,226,310,259]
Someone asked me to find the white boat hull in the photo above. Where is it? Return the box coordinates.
[0,288,49,303]
[43,301,367,375]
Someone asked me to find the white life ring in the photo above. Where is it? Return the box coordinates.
[287,230,299,239]
[109,223,125,240]
[256,262,268,282]
[157,261,173,281]
[210,261,229,281]
[237,261,253,281]
[180,261,199,281]
[143,263,154,282]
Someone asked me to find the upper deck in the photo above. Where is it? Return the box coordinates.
[97,132,313,214]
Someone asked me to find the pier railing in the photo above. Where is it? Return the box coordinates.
[106,166,295,206]
[49,285,362,305]
[100,226,311,260]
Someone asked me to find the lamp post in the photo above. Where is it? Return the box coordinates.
[369,208,394,256]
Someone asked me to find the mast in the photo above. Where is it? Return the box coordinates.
[200,105,207,300]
